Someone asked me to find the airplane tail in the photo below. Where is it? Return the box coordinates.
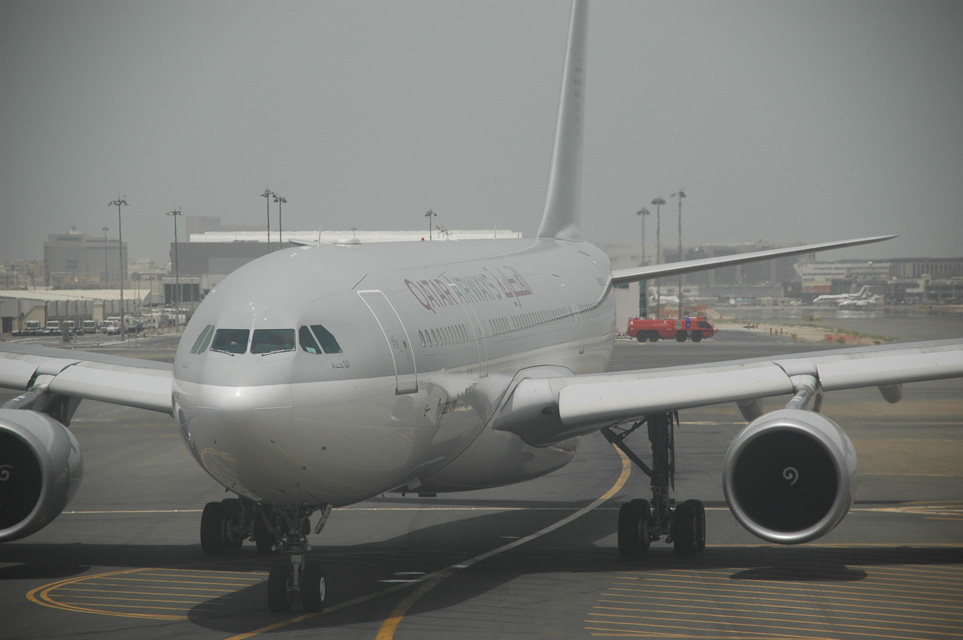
[536,0,588,242]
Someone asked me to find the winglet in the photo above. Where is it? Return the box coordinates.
[536,0,588,242]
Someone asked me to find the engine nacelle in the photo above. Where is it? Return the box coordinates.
[722,409,857,544]
[0,409,83,542]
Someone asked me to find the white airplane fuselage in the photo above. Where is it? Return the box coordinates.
[172,237,616,507]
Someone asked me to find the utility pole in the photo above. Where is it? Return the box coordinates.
[261,188,273,252]
[108,198,128,341]
[425,209,436,241]
[273,193,287,247]
[167,208,183,330]
[651,197,665,318]
[671,189,686,320]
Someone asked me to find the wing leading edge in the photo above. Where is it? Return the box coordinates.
[0,344,173,414]
[493,338,963,446]
[611,235,897,285]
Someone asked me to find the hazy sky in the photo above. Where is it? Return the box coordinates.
[1,0,961,265]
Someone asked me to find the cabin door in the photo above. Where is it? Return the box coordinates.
[358,290,418,394]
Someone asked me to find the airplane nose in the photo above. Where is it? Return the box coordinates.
[178,378,296,502]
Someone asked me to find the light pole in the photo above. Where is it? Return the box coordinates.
[636,207,650,317]
[108,198,128,341]
[425,209,436,241]
[261,188,273,252]
[102,226,109,287]
[167,208,182,330]
[671,189,686,320]
[651,196,665,317]
[273,193,287,247]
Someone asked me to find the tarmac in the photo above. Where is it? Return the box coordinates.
[0,329,960,639]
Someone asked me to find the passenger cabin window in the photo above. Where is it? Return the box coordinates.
[298,324,343,354]
[251,328,296,354]
[211,328,250,354]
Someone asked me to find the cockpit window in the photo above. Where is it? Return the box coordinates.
[251,328,296,354]
[299,326,322,354]
[298,324,343,354]
[190,324,215,354]
[311,324,342,354]
[210,328,249,354]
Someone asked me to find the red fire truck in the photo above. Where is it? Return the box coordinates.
[627,316,718,343]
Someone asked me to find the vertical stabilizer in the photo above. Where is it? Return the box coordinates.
[536,0,588,241]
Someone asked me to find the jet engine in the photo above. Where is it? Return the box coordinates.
[0,409,83,542]
[722,409,857,544]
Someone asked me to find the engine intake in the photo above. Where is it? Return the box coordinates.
[723,409,857,544]
[0,409,83,542]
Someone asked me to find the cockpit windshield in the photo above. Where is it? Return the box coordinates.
[251,328,296,354]
[210,328,249,354]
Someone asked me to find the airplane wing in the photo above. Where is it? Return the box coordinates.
[611,235,897,285]
[0,343,173,414]
[493,338,963,446]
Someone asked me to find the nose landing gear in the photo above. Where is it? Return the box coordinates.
[200,498,330,613]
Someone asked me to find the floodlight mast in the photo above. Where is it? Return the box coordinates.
[261,188,273,252]
[273,194,287,247]
[672,189,686,319]
[651,197,665,318]
[636,207,650,317]
[108,198,128,341]
[166,208,183,329]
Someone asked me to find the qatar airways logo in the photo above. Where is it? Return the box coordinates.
[405,265,534,314]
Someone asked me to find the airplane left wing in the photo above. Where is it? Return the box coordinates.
[493,338,963,446]
[611,235,897,285]
[0,344,173,414]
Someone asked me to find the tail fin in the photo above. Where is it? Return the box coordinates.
[536,0,588,242]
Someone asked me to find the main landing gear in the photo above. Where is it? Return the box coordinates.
[200,497,330,613]
[602,412,706,558]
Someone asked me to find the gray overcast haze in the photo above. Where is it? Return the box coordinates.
[1,0,961,265]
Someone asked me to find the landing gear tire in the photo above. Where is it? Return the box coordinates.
[672,499,706,556]
[221,498,244,550]
[691,331,703,343]
[617,499,651,558]
[301,564,327,612]
[267,564,294,613]
[200,501,226,555]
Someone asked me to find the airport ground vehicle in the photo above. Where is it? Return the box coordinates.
[627,316,717,343]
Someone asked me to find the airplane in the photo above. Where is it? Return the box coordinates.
[1,0,961,615]
[813,284,880,306]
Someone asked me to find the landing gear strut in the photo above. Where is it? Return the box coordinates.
[603,412,706,557]
[200,497,330,613]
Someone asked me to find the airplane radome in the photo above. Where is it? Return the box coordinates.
[1,0,961,615]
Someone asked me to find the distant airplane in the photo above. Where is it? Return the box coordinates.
[2,0,961,615]
[813,284,880,306]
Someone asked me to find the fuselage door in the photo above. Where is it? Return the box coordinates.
[358,290,418,394]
